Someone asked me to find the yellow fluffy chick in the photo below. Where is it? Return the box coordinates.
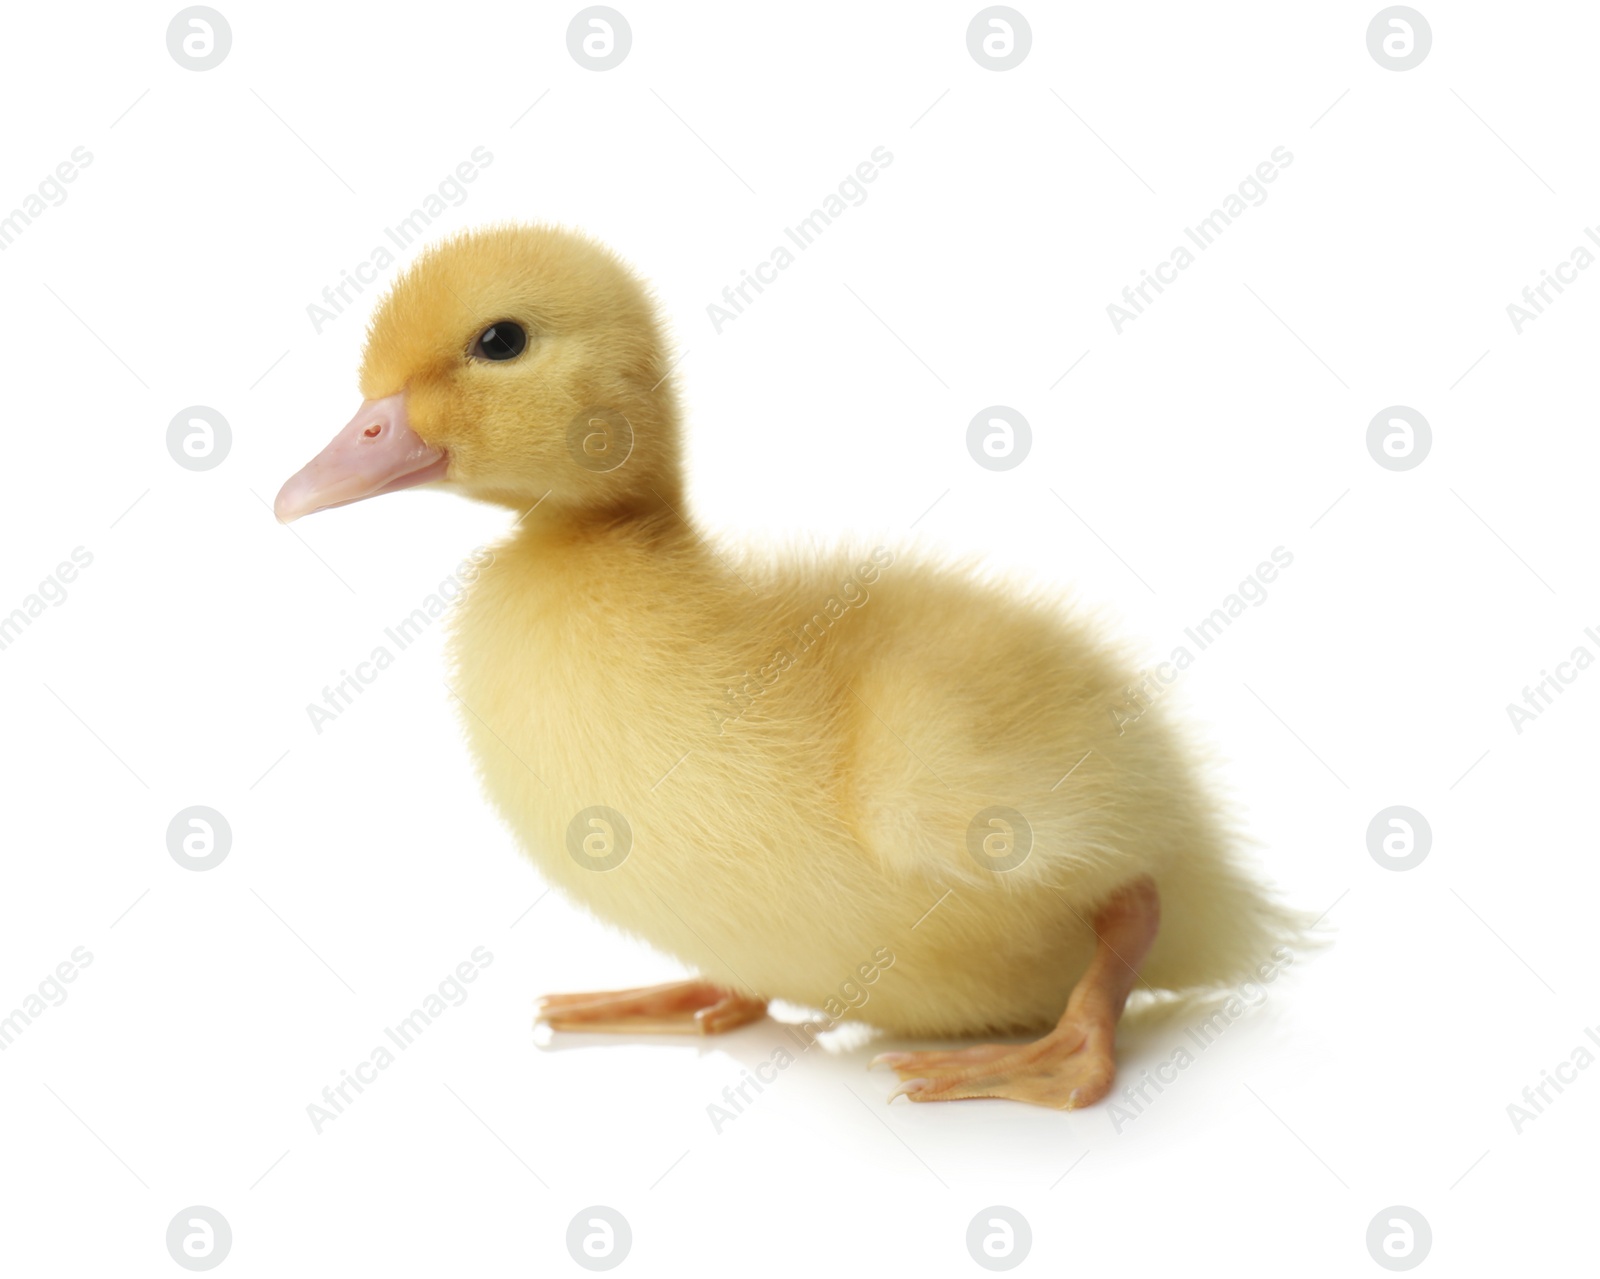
[276,224,1302,1110]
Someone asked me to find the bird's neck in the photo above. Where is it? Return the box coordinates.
[503,490,711,583]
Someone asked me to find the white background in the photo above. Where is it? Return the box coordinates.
[1,1,1595,1274]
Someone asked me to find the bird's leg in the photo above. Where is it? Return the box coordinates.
[536,978,767,1035]
[872,875,1159,1109]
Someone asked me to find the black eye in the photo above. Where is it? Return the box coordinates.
[472,321,526,361]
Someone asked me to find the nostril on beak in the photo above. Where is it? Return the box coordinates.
[363,423,383,439]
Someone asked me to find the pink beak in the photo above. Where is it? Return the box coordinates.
[274,392,448,523]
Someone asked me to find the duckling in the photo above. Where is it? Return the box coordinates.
[276,225,1302,1109]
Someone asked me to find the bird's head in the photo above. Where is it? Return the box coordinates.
[275,224,682,523]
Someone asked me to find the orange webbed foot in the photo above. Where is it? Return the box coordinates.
[536,979,767,1035]
[872,1020,1116,1110]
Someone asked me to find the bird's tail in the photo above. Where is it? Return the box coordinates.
[1138,840,1322,998]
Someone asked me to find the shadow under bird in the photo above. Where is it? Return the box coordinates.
[276,224,1304,1109]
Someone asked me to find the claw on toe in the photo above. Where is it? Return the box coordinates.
[887,1077,931,1102]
